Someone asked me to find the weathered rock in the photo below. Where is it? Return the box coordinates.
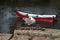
[14,29,60,38]
[46,37,54,40]
[32,36,46,40]
[12,35,31,40]
[0,34,12,40]
[55,38,60,40]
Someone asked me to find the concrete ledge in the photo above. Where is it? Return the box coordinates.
[0,33,12,40]
[0,29,60,40]
[14,29,60,38]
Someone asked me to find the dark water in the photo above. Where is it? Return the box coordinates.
[0,1,60,34]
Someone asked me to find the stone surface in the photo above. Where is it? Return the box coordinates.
[46,37,54,40]
[14,29,60,37]
[0,34,12,40]
[11,35,31,40]
[0,29,60,40]
[54,38,60,40]
[32,36,46,40]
